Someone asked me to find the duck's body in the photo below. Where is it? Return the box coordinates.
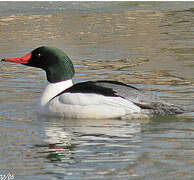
[38,80,142,119]
[2,46,186,119]
[38,79,184,119]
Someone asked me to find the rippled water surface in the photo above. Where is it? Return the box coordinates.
[0,2,194,180]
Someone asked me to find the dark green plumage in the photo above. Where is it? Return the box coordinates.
[29,46,75,83]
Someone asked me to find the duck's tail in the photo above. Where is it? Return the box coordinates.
[135,102,188,115]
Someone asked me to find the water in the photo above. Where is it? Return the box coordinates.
[0,2,194,180]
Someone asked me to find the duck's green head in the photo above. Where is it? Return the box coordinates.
[2,46,75,83]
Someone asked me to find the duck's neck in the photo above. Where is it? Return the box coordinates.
[39,79,73,107]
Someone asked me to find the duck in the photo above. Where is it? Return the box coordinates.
[1,46,186,119]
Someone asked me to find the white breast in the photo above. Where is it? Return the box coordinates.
[38,79,73,107]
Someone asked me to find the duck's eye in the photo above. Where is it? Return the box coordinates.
[36,53,42,58]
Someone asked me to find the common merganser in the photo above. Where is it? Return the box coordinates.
[2,46,185,119]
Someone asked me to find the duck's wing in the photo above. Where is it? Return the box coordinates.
[65,80,139,98]
[59,80,185,115]
[64,80,161,104]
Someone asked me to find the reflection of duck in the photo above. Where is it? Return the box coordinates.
[40,118,142,164]
[2,46,186,119]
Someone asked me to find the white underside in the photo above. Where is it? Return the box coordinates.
[37,80,143,119]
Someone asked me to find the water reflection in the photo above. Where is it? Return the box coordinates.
[37,117,142,178]
[34,115,194,179]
